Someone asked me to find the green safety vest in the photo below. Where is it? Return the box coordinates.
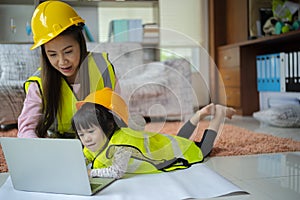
[84,127,204,174]
[24,52,116,135]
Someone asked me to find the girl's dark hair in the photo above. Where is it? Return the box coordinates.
[71,103,120,139]
[36,24,88,137]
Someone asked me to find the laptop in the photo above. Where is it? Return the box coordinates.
[0,137,116,196]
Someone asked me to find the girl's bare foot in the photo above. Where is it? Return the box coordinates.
[215,104,236,120]
[207,104,236,132]
[189,103,215,126]
[225,107,236,119]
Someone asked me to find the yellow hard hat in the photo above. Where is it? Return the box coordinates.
[30,1,85,50]
[76,88,129,125]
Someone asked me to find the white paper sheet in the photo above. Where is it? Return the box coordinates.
[0,164,247,200]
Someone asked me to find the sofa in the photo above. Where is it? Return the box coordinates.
[0,42,194,129]
[0,44,40,129]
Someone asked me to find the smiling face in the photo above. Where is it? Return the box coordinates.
[77,123,108,153]
[44,34,81,84]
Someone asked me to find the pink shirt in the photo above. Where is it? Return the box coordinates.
[17,83,42,138]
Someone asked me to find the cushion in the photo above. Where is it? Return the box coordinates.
[253,104,300,127]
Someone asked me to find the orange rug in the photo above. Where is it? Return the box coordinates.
[1,121,300,173]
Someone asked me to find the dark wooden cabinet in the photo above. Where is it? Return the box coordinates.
[209,0,300,115]
[218,46,241,109]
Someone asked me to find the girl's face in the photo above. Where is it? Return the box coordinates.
[44,34,81,84]
[77,124,108,153]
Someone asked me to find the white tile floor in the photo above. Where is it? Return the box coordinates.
[204,152,300,200]
[0,116,299,199]
[203,116,300,200]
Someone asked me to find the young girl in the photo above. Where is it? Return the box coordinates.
[18,1,116,138]
[72,88,236,179]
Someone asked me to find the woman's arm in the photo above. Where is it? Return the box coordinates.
[17,83,42,138]
[89,146,132,179]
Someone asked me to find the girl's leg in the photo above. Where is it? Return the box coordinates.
[195,129,217,158]
[177,103,215,139]
[195,104,236,157]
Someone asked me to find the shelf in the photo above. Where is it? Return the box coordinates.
[219,30,300,49]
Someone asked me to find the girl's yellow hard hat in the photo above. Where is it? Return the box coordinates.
[76,88,129,125]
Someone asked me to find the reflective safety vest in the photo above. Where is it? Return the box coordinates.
[84,128,204,173]
[24,52,116,135]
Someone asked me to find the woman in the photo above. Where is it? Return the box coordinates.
[18,1,116,138]
[72,88,236,179]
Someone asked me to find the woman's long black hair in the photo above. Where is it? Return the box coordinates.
[36,24,88,137]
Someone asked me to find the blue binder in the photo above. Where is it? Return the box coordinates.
[269,53,280,92]
[128,19,143,42]
[265,54,271,91]
[256,52,286,92]
[256,55,264,91]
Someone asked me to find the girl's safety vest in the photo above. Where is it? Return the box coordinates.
[84,127,204,174]
[24,52,116,135]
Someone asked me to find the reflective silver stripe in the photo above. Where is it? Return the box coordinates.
[143,134,152,156]
[127,159,143,173]
[32,69,41,77]
[92,53,112,88]
[144,133,182,158]
[163,134,183,158]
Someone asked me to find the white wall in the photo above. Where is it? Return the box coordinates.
[159,0,202,46]
[75,6,99,42]
[0,5,35,42]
